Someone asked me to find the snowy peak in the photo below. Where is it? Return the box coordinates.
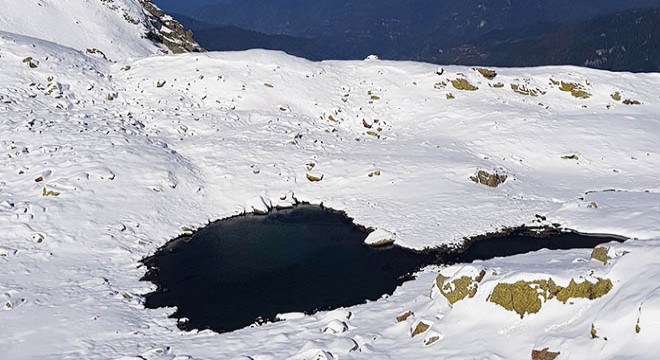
[0,0,202,60]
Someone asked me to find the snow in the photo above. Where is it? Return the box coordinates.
[0,0,164,60]
[1,3,660,359]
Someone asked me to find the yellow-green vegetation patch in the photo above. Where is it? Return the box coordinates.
[611,91,622,101]
[446,93,455,100]
[555,278,612,303]
[474,67,497,80]
[488,277,613,318]
[42,187,60,197]
[451,78,478,91]
[510,83,544,96]
[488,280,555,318]
[590,247,610,264]
[559,81,591,99]
[492,82,505,88]
[435,270,486,305]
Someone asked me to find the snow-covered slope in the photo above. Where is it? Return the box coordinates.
[0,0,201,60]
[1,8,660,360]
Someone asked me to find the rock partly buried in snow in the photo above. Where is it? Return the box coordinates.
[488,278,613,318]
[396,310,413,323]
[474,67,497,80]
[532,348,560,360]
[470,170,508,187]
[306,172,324,182]
[364,228,396,247]
[410,320,431,337]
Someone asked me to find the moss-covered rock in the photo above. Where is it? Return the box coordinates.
[474,67,497,80]
[511,83,543,97]
[559,81,591,99]
[610,91,622,101]
[451,78,478,91]
[590,247,610,264]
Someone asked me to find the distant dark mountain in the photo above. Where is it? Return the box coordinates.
[160,1,660,72]
[172,14,328,59]
[433,7,660,72]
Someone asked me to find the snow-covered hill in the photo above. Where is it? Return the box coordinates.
[0,3,659,360]
[0,0,201,60]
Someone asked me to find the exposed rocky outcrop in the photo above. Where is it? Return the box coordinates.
[470,169,508,187]
[138,0,204,54]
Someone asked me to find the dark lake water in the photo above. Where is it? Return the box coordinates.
[142,205,624,333]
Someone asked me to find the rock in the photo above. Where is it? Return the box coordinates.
[425,335,440,346]
[470,170,507,187]
[561,154,579,160]
[474,67,497,80]
[139,0,204,53]
[306,172,324,182]
[531,348,560,360]
[410,320,430,337]
[396,311,413,323]
[623,99,641,105]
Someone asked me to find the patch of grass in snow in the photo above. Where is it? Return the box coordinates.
[590,246,610,264]
[558,81,591,99]
[435,270,486,305]
[488,278,613,318]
